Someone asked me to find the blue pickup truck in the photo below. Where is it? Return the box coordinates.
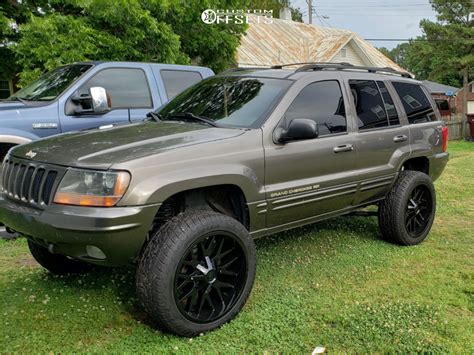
[0,61,214,161]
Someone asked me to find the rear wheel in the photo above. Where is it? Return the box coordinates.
[379,171,436,245]
[136,211,256,337]
[28,240,93,275]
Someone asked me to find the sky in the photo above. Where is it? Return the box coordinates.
[291,0,437,49]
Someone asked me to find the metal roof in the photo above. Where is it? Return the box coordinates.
[236,16,408,74]
[421,80,458,94]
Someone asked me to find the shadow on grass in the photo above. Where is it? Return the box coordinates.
[255,215,382,250]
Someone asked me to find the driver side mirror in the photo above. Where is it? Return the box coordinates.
[275,118,319,143]
[68,86,111,115]
[89,87,110,114]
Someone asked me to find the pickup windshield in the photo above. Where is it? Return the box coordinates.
[7,64,92,102]
[157,76,292,128]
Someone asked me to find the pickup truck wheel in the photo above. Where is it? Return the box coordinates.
[136,211,256,337]
[379,171,436,245]
[28,240,93,275]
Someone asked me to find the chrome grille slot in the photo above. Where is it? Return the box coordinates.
[1,157,61,208]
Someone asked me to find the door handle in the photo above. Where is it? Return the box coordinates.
[333,144,354,153]
[393,135,408,143]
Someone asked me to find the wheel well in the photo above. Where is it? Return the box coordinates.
[0,143,16,162]
[402,157,429,174]
[150,185,250,235]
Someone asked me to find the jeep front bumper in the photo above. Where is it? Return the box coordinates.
[0,192,160,266]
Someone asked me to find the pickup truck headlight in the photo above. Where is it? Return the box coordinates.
[53,169,130,207]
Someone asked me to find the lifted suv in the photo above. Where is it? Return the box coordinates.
[0,63,448,336]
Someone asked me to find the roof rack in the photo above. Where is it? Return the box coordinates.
[220,67,269,74]
[293,63,412,78]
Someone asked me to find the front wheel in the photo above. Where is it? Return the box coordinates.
[136,211,256,337]
[379,171,436,245]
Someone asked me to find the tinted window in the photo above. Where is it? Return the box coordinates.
[161,70,203,100]
[79,68,152,108]
[392,82,436,124]
[158,76,291,128]
[377,81,400,125]
[284,80,346,135]
[349,80,388,130]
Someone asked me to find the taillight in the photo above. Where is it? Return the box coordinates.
[442,126,448,152]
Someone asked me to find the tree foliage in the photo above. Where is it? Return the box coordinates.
[2,0,303,85]
[380,0,473,87]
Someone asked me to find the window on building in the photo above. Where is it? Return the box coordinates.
[0,81,10,99]
[161,70,203,100]
[284,80,347,135]
[392,82,436,124]
[349,80,388,130]
[78,68,152,108]
[435,99,450,111]
[377,81,400,125]
[340,48,347,59]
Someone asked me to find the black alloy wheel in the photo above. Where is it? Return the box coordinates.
[404,184,433,237]
[136,211,256,337]
[174,232,247,323]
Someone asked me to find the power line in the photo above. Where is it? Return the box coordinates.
[365,38,472,41]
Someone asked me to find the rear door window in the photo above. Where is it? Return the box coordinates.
[161,70,203,100]
[377,81,400,126]
[349,80,388,130]
[392,82,436,124]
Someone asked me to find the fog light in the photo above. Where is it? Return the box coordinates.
[86,245,106,260]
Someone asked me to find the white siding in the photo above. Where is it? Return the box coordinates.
[331,42,368,66]
[467,101,474,114]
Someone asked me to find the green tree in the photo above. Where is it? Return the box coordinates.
[0,0,51,81]
[13,0,185,85]
[379,1,472,93]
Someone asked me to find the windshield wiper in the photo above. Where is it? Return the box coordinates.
[146,111,163,122]
[165,112,219,127]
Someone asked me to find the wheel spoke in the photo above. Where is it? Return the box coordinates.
[179,287,195,303]
[220,256,238,270]
[214,280,235,289]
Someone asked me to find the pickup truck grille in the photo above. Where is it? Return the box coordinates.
[1,157,62,208]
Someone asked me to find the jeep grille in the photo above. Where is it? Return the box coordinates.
[1,157,63,208]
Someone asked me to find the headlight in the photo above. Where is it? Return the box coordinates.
[53,169,130,207]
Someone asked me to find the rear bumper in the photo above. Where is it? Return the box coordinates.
[429,152,449,181]
[0,192,159,266]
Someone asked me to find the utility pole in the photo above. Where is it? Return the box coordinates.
[306,0,313,24]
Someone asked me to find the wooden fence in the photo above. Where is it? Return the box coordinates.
[445,120,467,140]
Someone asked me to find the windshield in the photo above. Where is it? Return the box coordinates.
[157,76,292,128]
[7,64,92,102]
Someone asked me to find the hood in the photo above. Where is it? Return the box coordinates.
[11,121,244,169]
[0,101,26,112]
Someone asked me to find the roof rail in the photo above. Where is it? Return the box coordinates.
[220,67,270,74]
[271,62,354,69]
[294,63,412,78]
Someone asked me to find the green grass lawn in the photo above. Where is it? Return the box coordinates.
[0,141,473,353]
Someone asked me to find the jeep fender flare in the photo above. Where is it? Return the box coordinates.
[123,165,264,207]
